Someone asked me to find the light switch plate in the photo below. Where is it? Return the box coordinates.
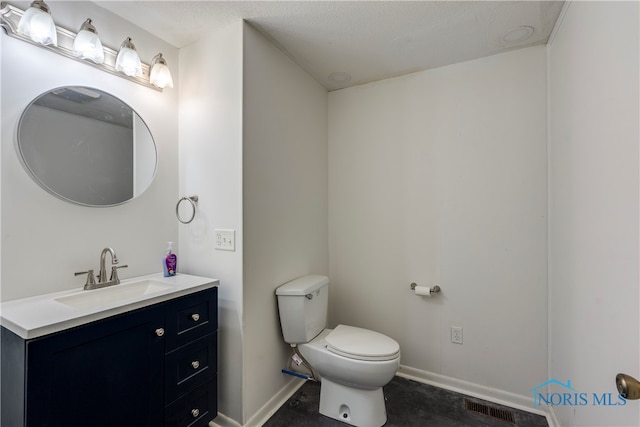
[215,229,235,251]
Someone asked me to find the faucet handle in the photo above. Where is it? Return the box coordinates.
[110,264,128,284]
[75,269,97,289]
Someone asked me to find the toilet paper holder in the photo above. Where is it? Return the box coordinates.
[410,282,441,295]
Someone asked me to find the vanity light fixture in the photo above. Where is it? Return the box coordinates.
[16,0,56,46]
[150,53,174,89]
[0,2,162,91]
[115,37,142,77]
[72,19,104,64]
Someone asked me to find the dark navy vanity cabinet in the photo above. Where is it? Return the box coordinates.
[1,286,218,427]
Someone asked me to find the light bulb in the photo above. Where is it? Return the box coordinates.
[115,37,142,77]
[72,19,104,64]
[150,53,174,89]
[17,1,57,46]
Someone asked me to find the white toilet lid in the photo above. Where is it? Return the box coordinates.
[325,325,400,361]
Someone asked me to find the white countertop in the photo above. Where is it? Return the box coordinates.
[0,273,219,339]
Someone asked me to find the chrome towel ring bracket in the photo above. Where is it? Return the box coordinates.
[176,195,198,224]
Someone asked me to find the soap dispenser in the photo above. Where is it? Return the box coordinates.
[163,241,177,277]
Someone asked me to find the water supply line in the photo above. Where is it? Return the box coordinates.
[283,344,318,382]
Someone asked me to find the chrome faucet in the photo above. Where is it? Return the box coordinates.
[98,247,118,283]
[75,247,128,290]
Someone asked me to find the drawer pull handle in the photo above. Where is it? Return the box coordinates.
[191,408,200,418]
[191,313,200,322]
[191,360,200,369]
[155,328,165,337]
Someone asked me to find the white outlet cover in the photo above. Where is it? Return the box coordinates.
[451,326,463,344]
[215,229,235,251]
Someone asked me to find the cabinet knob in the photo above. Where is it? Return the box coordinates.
[191,408,200,418]
[191,360,200,369]
[155,328,165,337]
[191,313,200,322]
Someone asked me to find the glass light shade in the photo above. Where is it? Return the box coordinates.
[72,19,104,64]
[150,54,174,89]
[115,37,142,77]
[17,1,57,46]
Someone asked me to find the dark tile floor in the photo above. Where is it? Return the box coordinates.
[264,376,549,427]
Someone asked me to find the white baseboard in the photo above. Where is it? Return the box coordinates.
[397,365,556,427]
[244,377,307,427]
[546,406,560,427]
[208,411,242,427]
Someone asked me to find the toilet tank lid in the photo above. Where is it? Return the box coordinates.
[276,275,329,296]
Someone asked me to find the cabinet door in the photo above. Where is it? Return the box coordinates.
[26,304,165,427]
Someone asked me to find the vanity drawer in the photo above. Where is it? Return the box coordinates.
[165,378,217,427]
[165,331,217,403]
[165,287,217,350]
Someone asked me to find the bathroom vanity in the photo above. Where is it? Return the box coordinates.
[0,273,219,427]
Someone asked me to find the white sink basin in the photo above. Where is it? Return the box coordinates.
[55,280,174,309]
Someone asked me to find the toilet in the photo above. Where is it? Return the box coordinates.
[276,275,400,427]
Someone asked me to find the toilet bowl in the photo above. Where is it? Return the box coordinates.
[276,275,401,427]
[299,326,400,390]
[299,326,400,426]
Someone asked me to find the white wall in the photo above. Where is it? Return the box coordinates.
[548,2,640,425]
[242,23,328,422]
[179,22,328,425]
[178,21,244,423]
[1,2,179,301]
[328,46,548,402]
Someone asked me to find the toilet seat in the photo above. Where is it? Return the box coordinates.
[325,325,400,361]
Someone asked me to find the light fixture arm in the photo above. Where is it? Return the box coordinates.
[79,18,97,34]
[0,2,160,91]
[120,36,136,50]
[152,53,167,65]
[29,0,50,14]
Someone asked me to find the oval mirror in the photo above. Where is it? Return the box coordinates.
[16,86,157,207]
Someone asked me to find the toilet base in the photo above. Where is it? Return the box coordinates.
[319,377,387,427]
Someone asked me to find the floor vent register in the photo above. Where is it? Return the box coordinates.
[464,399,516,424]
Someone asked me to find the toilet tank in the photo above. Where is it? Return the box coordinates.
[276,275,329,344]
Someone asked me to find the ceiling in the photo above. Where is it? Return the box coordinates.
[94,1,565,91]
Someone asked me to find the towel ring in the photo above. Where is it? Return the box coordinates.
[176,195,198,224]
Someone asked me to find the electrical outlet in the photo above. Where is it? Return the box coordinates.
[451,326,463,344]
[215,229,235,251]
